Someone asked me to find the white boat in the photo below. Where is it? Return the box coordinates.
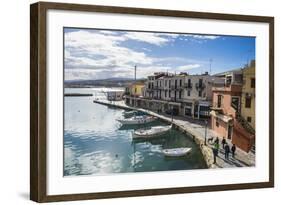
[133,125,172,139]
[117,115,156,125]
[162,147,192,157]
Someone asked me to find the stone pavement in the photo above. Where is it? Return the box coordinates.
[93,99,255,169]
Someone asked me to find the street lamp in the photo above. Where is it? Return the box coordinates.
[204,119,208,146]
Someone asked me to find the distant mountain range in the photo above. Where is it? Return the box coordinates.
[64,77,146,88]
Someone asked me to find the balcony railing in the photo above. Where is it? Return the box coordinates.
[210,102,223,110]
[170,85,183,90]
[184,83,192,89]
[195,83,206,90]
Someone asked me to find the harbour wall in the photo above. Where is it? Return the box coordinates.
[93,100,214,168]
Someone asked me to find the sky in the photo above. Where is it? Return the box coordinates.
[64,28,255,81]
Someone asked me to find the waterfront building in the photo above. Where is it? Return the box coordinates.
[126,72,224,119]
[125,82,145,97]
[210,68,255,152]
[106,89,124,101]
[125,82,145,106]
[241,60,255,129]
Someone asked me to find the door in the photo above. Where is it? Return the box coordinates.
[227,124,233,140]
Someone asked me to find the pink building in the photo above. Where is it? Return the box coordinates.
[210,84,255,152]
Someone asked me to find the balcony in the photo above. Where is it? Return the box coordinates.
[195,83,206,90]
[184,83,192,89]
[212,84,242,93]
[210,102,223,111]
[146,88,153,93]
[170,85,183,90]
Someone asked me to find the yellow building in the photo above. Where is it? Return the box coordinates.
[126,82,145,97]
[241,60,255,129]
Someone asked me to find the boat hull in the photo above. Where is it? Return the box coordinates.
[117,116,156,125]
[133,125,172,139]
[162,147,192,157]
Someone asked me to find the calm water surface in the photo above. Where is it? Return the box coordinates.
[64,88,207,176]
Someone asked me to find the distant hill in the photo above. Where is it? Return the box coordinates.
[64,77,146,88]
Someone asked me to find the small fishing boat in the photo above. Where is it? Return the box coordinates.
[117,115,156,125]
[133,125,172,139]
[162,147,192,157]
[123,110,138,118]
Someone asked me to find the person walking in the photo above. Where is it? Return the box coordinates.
[213,142,219,164]
[231,144,236,158]
[222,137,226,149]
[224,143,230,160]
[214,137,219,144]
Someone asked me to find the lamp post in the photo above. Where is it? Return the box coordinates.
[204,119,208,146]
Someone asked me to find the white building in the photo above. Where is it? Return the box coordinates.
[106,89,124,101]
[140,72,224,119]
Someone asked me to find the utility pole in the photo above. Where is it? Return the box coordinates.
[204,120,208,145]
[134,65,136,108]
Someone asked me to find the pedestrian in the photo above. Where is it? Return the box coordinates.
[231,144,236,158]
[214,137,219,144]
[224,143,230,160]
[222,137,226,149]
[213,142,219,164]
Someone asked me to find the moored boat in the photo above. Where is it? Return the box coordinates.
[162,147,192,157]
[133,125,172,139]
[123,110,138,118]
[117,115,156,125]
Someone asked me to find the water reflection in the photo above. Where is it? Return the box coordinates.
[64,88,207,176]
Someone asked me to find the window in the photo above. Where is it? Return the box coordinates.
[169,90,171,98]
[187,90,190,96]
[188,79,191,86]
[251,78,255,88]
[247,116,252,122]
[175,79,177,88]
[165,90,167,98]
[179,91,182,99]
[199,78,203,87]
[180,79,182,87]
[165,80,167,87]
[217,95,222,108]
[169,80,171,88]
[245,97,251,108]
[231,97,239,111]
[199,90,202,97]
[216,119,219,127]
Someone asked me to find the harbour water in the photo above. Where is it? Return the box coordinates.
[64,88,207,176]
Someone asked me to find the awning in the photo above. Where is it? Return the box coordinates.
[198,101,211,106]
[168,102,181,106]
[210,110,233,123]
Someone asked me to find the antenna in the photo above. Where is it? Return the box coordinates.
[134,65,136,81]
[209,58,213,75]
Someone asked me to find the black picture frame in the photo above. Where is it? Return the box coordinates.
[30,1,274,202]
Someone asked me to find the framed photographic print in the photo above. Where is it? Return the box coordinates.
[30,1,274,202]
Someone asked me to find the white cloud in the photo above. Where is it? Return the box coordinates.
[184,34,220,40]
[64,29,204,80]
[177,64,201,71]
[124,32,170,46]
